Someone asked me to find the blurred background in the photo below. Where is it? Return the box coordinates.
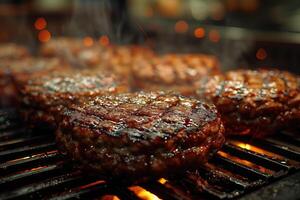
[0,0,299,73]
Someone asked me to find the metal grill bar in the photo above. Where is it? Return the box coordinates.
[0,142,56,162]
[247,139,300,161]
[0,110,299,200]
[223,143,292,173]
[211,155,271,180]
[0,150,61,175]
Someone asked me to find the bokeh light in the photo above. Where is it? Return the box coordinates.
[38,30,51,42]
[174,20,189,33]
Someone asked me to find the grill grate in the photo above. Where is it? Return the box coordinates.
[0,109,299,200]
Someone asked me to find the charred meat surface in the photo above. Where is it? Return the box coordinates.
[56,92,225,178]
[20,71,129,129]
[197,69,300,136]
[0,57,66,107]
[132,54,220,95]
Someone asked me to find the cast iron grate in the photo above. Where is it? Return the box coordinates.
[0,109,299,200]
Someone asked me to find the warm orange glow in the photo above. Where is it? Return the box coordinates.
[100,195,120,200]
[230,141,283,158]
[79,180,105,190]
[83,37,94,47]
[194,27,205,38]
[218,151,274,174]
[34,17,47,30]
[237,143,251,150]
[128,186,161,200]
[256,48,267,60]
[99,35,110,46]
[174,20,189,33]
[158,178,167,184]
[209,29,220,42]
[38,30,51,43]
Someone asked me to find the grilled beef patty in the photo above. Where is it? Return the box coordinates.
[132,54,220,95]
[56,92,225,178]
[197,69,300,137]
[0,57,66,107]
[20,71,128,129]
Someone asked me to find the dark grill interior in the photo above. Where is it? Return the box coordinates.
[0,109,299,200]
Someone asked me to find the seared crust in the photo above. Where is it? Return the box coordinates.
[56,92,225,178]
[20,71,129,129]
[0,57,67,107]
[197,69,300,136]
[132,54,220,95]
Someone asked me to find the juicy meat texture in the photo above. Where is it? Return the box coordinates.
[197,69,300,137]
[132,54,220,95]
[0,57,67,107]
[20,71,128,129]
[56,92,225,178]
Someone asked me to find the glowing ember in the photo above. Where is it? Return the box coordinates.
[100,195,120,200]
[230,140,287,160]
[218,151,274,174]
[34,17,47,30]
[38,30,51,43]
[174,20,189,33]
[194,27,205,38]
[158,178,168,184]
[83,37,94,47]
[209,29,220,42]
[237,143,251,150]
[99,35,110,46]
[79,180,105,190]
[128,186,161,200]
[256,48,267,60]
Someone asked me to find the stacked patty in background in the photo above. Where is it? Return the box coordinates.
[197,69,300,137]
[132,54,220,95]
[19,70,129,129]
[0,44,31,107]
[0,56,67,107]
[56,92,225,178]
[40,38,156,78]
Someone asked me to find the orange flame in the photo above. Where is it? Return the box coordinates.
[100,195,120,200]
[128,186,161,200]
[158,178,167,184]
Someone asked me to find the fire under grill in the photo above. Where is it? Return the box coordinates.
[0,109,299,200]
